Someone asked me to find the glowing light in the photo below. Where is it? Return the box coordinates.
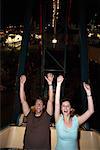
[88,33,94,37]
[97,33,100,39]
[5,34,22,48]
[52,38,57,44]
[52,0,59,27]
[35,34,42,39]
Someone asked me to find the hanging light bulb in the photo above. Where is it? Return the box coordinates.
[52,37,57,44]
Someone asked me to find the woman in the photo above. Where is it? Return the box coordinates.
[55,75,94,150]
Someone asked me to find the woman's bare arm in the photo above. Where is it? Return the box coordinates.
[78,82,94,125]
[55,75,64,122]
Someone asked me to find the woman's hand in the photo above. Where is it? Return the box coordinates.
[20,75,26,85]
[83,82,91,96]
[57,75,64,85]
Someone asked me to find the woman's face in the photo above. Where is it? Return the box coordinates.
[61,101,71,116]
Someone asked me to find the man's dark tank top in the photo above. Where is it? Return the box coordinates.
[24,110,51,150]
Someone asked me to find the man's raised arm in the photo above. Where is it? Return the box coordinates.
[20,75,30,116]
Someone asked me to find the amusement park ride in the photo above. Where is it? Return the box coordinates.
[0,0,100,149]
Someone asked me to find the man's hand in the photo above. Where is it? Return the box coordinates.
[45,73,54,85]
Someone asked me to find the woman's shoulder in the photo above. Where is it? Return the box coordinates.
[72,115,79,126]
[56,114,63,124]
[72,115,78,120]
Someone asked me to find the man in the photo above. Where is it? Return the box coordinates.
[20,73,54,150]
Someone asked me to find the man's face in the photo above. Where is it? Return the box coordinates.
[35,99,44,113]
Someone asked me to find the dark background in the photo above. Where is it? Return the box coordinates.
[1,0,100,27]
